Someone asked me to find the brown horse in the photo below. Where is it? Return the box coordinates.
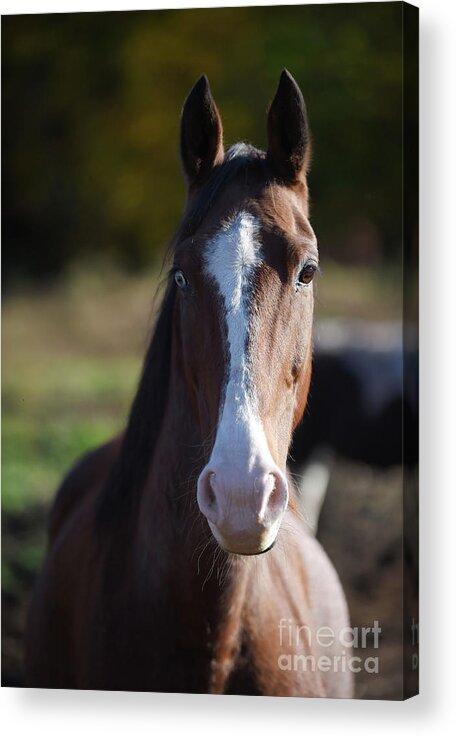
[26,71,353,697]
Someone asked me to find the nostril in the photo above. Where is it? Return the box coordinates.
[273,472,288,507]
[259,471,288,526]
[268,476,282,508]
[207,473,216,508]
[197,469,219,525]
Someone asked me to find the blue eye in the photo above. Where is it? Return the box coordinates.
[174,270,188,289]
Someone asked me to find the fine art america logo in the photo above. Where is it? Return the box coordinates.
[278,619,381,674]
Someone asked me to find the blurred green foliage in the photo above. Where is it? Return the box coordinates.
[2,355,137,512]
[2,3,404,280]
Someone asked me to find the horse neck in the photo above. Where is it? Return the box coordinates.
[133,342,250,615]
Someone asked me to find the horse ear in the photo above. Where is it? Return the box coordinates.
[266,70,310,182]
[180,75,224,188]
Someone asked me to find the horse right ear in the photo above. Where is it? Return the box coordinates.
[180,75,224,188]
[266,69,310,182]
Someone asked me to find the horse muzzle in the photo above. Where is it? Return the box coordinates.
[197,461,289,555]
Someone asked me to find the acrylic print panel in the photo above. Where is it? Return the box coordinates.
[2,1,418,699]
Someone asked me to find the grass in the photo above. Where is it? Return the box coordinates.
[2,354,140,512]
[2,264,160,514]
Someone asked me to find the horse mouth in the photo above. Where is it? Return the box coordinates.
[207,519,279,556]
[231,540,276,557]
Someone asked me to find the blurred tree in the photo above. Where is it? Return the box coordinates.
[2,3,404,280]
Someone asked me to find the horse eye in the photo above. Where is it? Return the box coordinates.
[174,270,188,289]
[297,264,317,287]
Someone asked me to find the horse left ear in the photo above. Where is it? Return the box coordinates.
[180,75,224,189]
[266,70,310,182]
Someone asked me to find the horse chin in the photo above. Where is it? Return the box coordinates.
[207,520,280,557]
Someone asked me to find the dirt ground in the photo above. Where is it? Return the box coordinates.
[317,462,407,699]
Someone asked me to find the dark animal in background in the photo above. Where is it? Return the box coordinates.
[290,323,418,530]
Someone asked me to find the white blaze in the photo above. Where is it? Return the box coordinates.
[204,211,272,468]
